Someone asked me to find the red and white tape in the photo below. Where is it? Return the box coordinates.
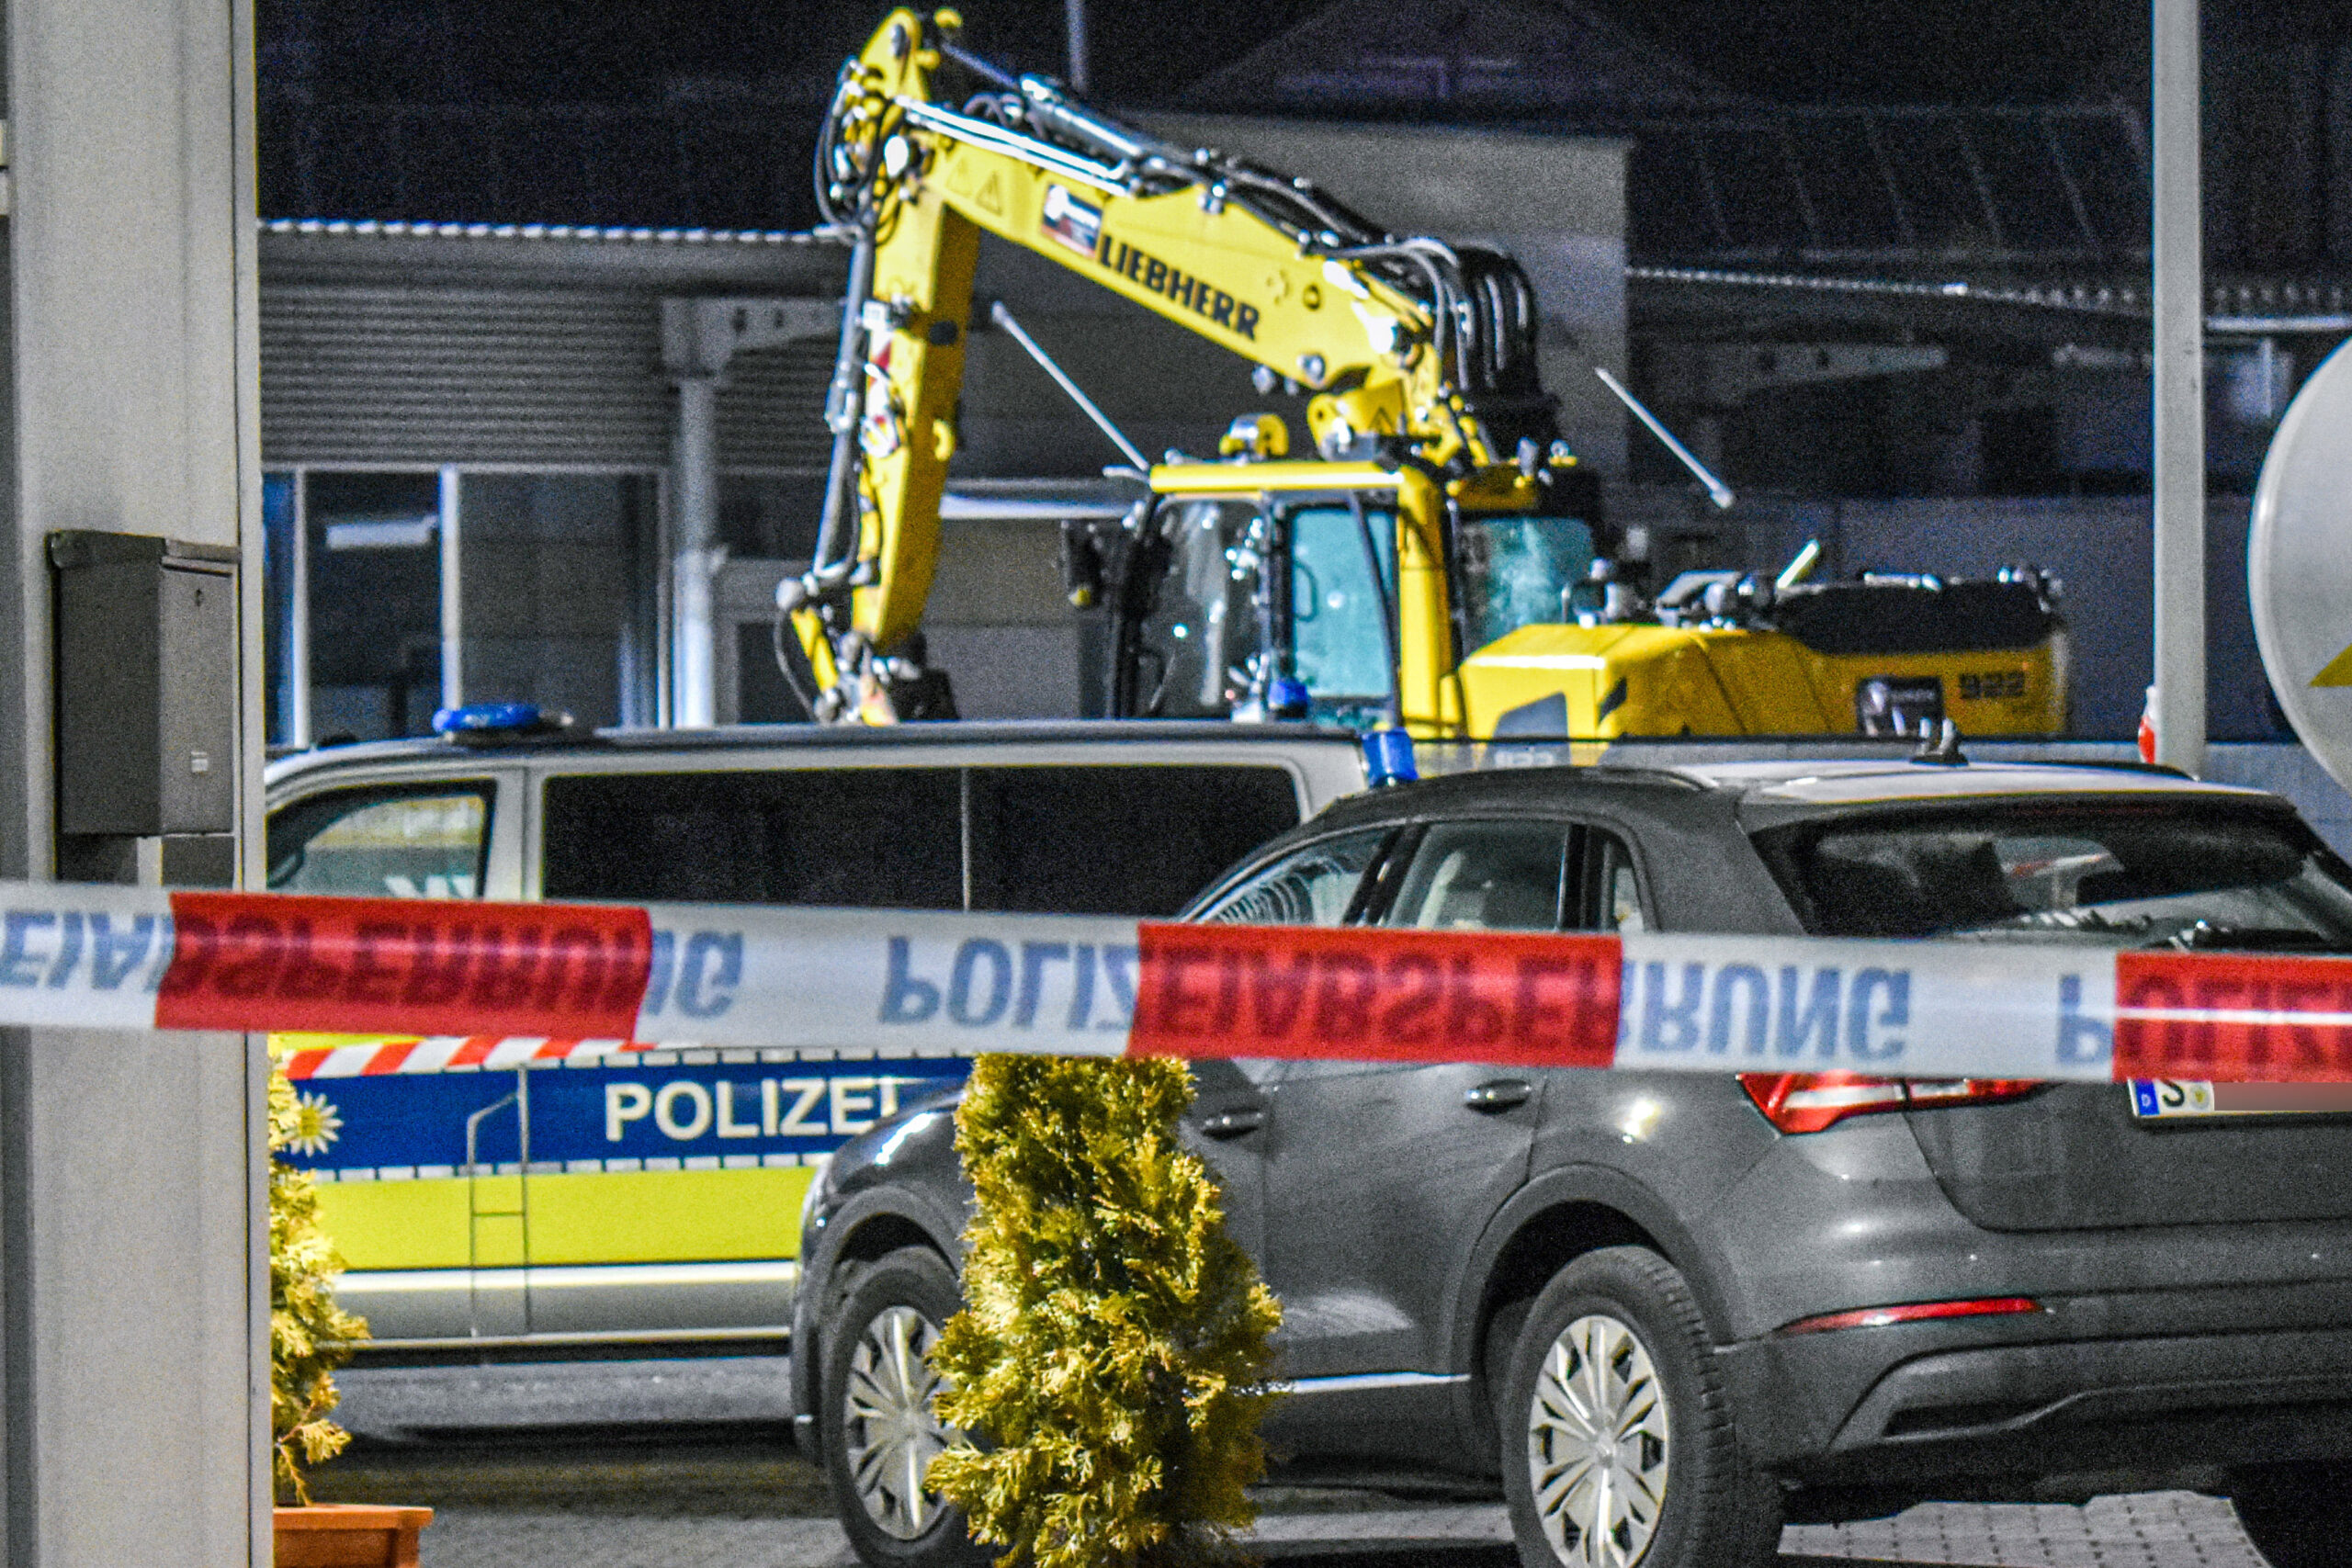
[3,885,2350,1083]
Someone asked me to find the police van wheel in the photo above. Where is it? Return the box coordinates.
[1500,1247,1780,1568]
[819,1247,989,1568]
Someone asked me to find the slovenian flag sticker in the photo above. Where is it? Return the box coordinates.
[1041,185,1102,257]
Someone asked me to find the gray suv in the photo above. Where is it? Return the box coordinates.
[793,756,2352,1568]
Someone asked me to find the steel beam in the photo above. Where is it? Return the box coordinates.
[2151,0,2206,773]
[670,377,722,728]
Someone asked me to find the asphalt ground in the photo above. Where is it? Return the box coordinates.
[302,1431,2277,1568]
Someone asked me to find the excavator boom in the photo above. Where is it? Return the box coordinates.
[780,7,1560,727]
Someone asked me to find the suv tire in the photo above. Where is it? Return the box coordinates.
[1499,1246,1779,1568]
[2230,1461,2352,1568]
[819,1247,989,1568]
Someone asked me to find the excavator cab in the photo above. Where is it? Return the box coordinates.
[1118,493,1409,726]
[1065,450,1609,733]
[1100,491,1601,729]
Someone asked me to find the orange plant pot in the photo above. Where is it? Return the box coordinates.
[272,1505,434,1568]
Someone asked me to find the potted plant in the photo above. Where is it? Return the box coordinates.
[929,1055,1283,1568]
[267,1066,432,1566]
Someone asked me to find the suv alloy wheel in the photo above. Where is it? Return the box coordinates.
[1500,1247,1780,1568]
[819,1247,989,1568]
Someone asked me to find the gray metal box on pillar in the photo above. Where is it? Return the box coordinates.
[49,530,239,885]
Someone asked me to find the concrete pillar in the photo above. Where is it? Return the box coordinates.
[659,295,842,728]
[1,0,266,1562]
[671,376,722,728]
[2152,0,2208,774]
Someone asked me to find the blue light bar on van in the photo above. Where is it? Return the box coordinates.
[1363,727,1418,788]
[433,702,543,735]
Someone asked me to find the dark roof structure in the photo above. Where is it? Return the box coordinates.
[1183,0,1741,114]
[1180,0,2152,269]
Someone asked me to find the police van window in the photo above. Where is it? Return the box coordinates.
[1199,829,1391,926]
[967,765,1303,917]
[1580,829,1646,933]
[1385,819,1572,931]
[267,785,492,898]
[540,768,962,908]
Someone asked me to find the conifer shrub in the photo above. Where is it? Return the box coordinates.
[269,1068,370,1504]
[928,1055,1283,1568]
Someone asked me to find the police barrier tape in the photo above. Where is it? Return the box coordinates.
[1,884,2350,1083]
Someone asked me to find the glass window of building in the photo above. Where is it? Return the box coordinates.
[458,473,659,730]
[306,471,445,743]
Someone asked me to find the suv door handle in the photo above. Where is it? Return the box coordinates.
[1464,1078,1533,1113]
[1198,1108,1265,1139]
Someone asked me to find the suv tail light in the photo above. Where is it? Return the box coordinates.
[1778,1297,2042,1336]
[1740,1072,2041,1134]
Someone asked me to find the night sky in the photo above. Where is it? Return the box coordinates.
[260,0,2335,112]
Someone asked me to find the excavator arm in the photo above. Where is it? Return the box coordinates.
[781,6,1564,724]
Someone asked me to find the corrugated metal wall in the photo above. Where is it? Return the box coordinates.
[261,284,836,469]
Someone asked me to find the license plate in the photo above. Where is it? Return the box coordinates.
[2130,1079,2352,1119]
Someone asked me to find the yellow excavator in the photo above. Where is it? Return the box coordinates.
[781,6,2067,741]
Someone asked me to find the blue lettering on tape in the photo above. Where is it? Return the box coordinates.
[1847,967,1908,1061]
[1624,961,1902,1064]
[1707,964,1770,1054]
[1068,943,1098,1030]
[876,935,1140,1034]
[1640,961,1704,1051]
[880,935,942,1023]
[1014,942,1069,1027]
[45,911,83,989]
[1101,944,1139,1030]
[643,930,677,1015]
[948,940,1012,1027]
[1777,966,1841,1060]
[2055,973,2110,1066]
[677,931,741,1019]
[0,911,55,987]
[87,913,156,991]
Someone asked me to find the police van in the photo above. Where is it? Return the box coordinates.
[266,715,1366,1349]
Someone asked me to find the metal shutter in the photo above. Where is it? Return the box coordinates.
[716,342,839,471]
[262,285,842,472]
[262,286,671,467]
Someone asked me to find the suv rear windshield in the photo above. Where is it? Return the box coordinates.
[1754,803,2352,952]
